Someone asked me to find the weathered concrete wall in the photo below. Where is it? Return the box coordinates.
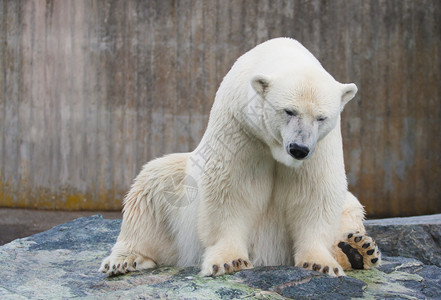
[0,0,440,216]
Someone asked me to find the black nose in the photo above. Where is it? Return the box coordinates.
[289,143,310,159]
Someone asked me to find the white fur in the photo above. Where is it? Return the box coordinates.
[100,38,365,277]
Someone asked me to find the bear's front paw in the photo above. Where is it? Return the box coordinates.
[337,232,381,270]
[99,253,156,276]
[297,261,344,277]
[200,255,253,277]
[295,250,344,277]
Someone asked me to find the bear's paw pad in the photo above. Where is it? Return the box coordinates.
[338,232,381,270]
[99,253,156,276]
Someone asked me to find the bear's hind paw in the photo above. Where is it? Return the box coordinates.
[337,232,381,270]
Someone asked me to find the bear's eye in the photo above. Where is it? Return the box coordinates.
[317,116,327,122]
[284,109,297,117]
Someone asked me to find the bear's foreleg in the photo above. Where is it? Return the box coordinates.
[292,221,345,276]
[195,137,275,276]
[198,195,255,276]
[288,189,346,277]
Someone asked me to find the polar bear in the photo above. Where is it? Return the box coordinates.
[100,37,381,277]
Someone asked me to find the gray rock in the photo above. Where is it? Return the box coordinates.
[235,266,367,299]
[0,215,440,299]
[365,214,441,267]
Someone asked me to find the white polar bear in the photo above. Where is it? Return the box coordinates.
[100,38,381,277]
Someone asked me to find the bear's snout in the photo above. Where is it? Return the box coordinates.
[288,143,310,160]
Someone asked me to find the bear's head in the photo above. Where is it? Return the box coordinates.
[247,66,357,168]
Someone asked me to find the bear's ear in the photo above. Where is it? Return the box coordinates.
[340,83,358,108]
[251,74,272,96]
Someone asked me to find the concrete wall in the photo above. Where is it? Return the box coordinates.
[0,0,440,217]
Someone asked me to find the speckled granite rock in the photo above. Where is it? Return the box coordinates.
[0,215,440,299]
[365,214,441,267]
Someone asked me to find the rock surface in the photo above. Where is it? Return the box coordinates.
[365,214,441,267]
[0,214,440,299]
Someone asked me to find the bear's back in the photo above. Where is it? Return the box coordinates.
[237,38,321,73]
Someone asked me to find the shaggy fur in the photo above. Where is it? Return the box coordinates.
[100,38,381,277]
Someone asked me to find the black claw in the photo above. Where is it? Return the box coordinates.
[104,264,109,270]
[232,260,237,268]
[348,233,353,239]
[238,258,243,264]
[371,258,379,264]
[367,249,375,255]
[354,236,362,243]
[323,266,329,274]
[334,268,339,275]
[312,263,321,271]
[362,243,370,249]
[224,263,230,271]
[244,260,249,267]
[112,265,116,270]
[123,262,128,268]
[117,264,120,269]
[133,261,137,269]
[303,262,309,268]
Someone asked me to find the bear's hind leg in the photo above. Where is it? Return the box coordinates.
[99,207,178,276]
[333,192,381,270]
[99,153,188,276]
[335,232,381,270]
[100,197,178,276]
[99,204,178,276]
